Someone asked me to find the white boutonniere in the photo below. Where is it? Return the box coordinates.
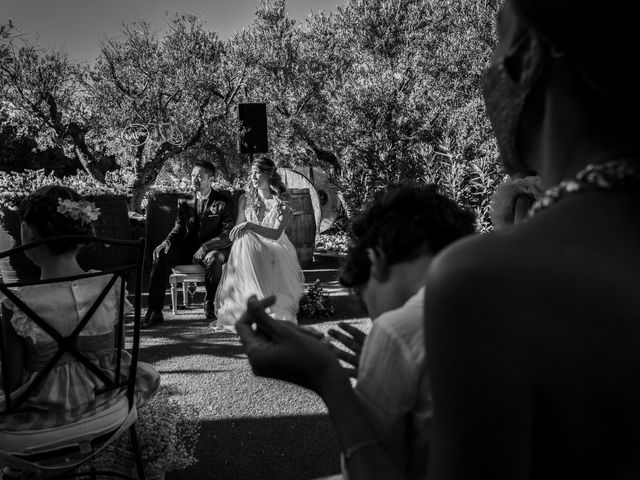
[208,203,223,215]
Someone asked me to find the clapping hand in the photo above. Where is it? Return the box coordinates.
[327,322,367,378]
[236,296,342,394]
[230,222,253,241]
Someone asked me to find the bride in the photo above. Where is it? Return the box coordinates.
[213,157,305,332]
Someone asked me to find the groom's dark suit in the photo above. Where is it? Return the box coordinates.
[147,189,234,315]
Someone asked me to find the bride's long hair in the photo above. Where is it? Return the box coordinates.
[245,157,291,212]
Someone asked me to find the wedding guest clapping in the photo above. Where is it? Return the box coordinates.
[329,184,475,479]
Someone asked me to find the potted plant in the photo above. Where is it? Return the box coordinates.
[299,279,335,321]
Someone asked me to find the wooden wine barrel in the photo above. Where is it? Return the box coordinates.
[77,195,134,272]
[279,168,321,231]
[294,165,342,233]
[286,188,316,268]
[0,206,40,283]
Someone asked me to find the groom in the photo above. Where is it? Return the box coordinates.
[142,160,234,328]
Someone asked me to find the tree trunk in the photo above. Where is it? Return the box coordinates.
[290,121,341,174]
[203,143,234,183]
[129,115,206,211]
[66,123,108,183]
[129,142,181,212]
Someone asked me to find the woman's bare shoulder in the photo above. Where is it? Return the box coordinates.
[429,226,544,282]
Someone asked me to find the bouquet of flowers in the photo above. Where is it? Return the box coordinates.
[101,394,200,477]
[299,279,335,320]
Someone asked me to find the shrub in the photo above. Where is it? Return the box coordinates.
[315,232,350,255]
[0,169,129,212]
[299,279,335,320]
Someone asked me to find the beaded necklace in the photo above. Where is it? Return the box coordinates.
[528,159,640,217]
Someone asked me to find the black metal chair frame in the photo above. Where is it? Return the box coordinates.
[0,235,147,480]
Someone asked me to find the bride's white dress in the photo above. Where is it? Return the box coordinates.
[214,197,305,332]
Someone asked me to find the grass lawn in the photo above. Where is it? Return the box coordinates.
[136,258,369,480]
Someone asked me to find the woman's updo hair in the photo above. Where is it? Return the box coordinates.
[246,156,291,203]
[20,185,98,255]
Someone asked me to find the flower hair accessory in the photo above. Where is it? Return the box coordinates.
[57,198,101,226]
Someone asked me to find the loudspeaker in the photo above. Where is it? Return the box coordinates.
[238,103,269,154]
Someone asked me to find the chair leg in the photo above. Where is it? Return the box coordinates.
[182,282,189,307]
[171,284,178,315]
[129,424,146,480]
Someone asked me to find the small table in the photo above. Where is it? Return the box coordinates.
[168,265,206,314]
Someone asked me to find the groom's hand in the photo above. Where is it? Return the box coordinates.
[193,246,206,262]
[152,241,170,261]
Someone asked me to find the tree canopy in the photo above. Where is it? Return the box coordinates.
[1,0,502,227]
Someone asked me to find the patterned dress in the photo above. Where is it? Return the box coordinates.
[0,274,160,431]
[214,196,305,331]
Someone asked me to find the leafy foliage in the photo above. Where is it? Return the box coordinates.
[315,232,350,255]
[299,279,335,320]
[1,1,503,228]
[0,169,129,211]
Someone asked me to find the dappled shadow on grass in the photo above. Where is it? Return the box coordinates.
[139,339,246,364]
[167,414,341,480]
[133,290,367,364]
[157,369,229,375]
[153,384,184,396]
[133,320,246,364]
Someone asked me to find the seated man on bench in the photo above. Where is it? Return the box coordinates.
[143,160,234,328]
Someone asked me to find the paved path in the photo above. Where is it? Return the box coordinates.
[136,257,369,480]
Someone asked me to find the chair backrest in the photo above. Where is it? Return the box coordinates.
[0,235,145,416]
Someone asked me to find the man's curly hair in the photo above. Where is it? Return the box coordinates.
[339,184,476,289]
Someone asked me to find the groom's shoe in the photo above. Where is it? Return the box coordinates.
[141,310,164,329]
[204,302,216,321]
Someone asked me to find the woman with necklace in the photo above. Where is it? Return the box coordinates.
[212,157,304,332]
[235,1,640,479]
